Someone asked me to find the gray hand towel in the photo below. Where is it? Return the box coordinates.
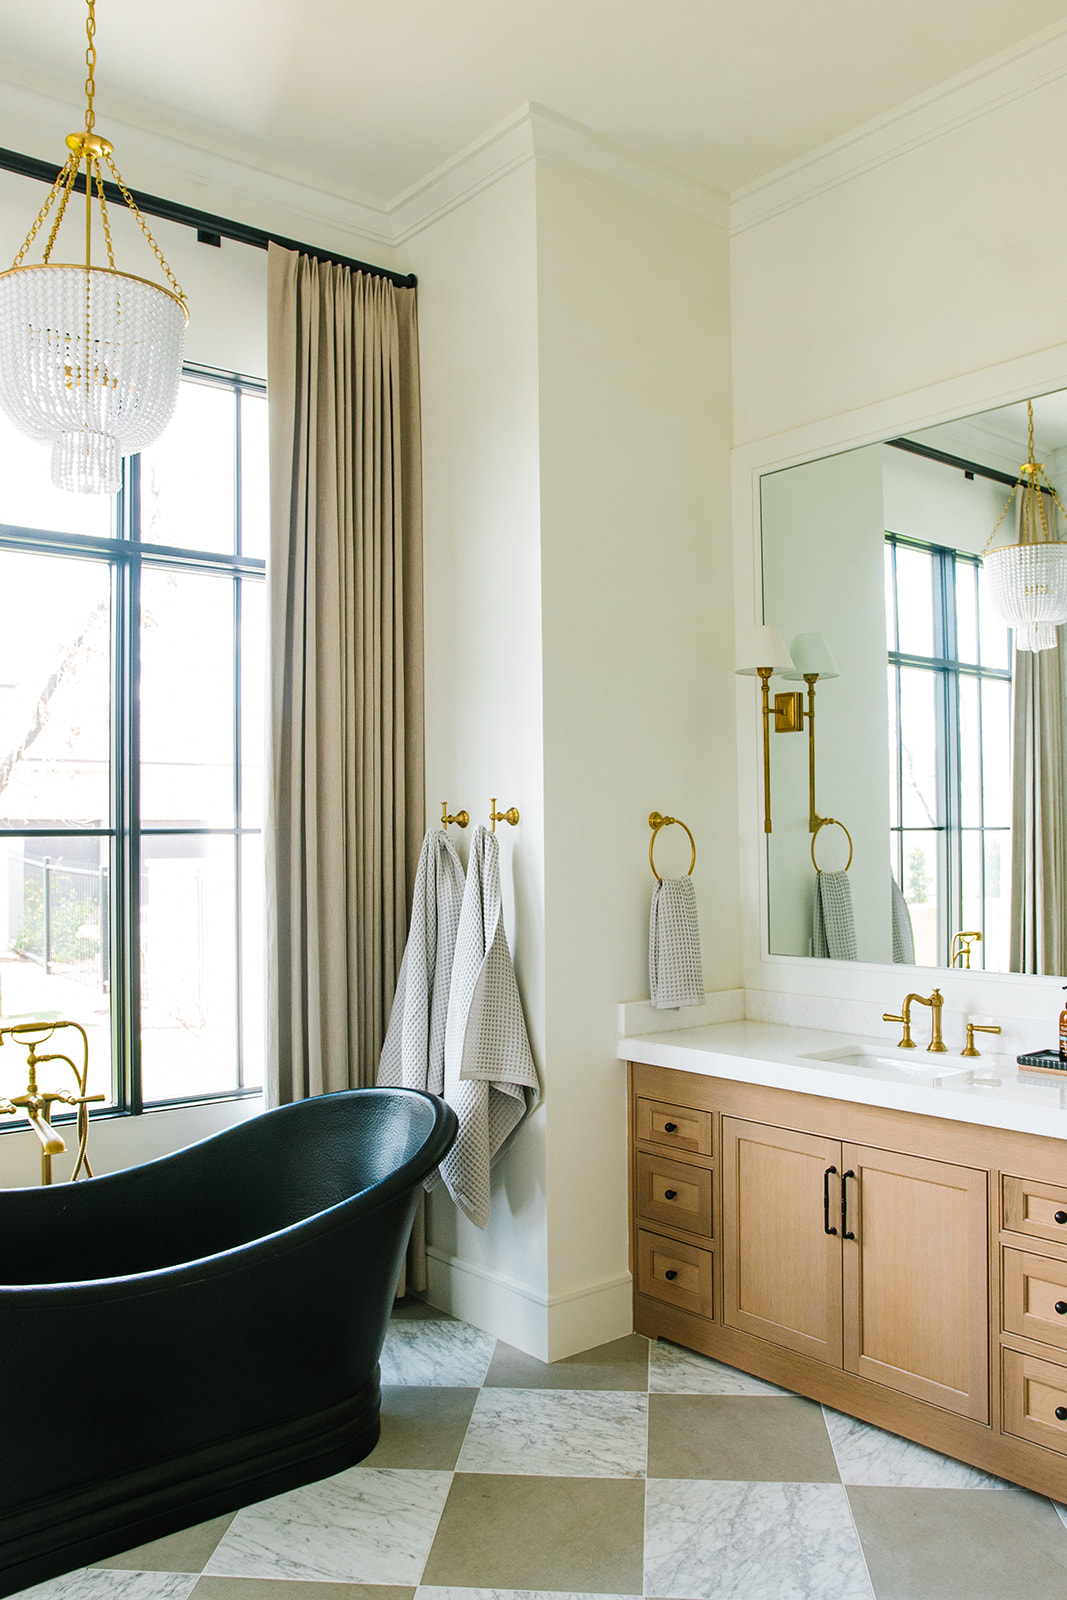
[812,869,857,961]
[649,876,705,1009]
[438,826,540,1229]
[378,828,465,1095]
[890,873,915,965]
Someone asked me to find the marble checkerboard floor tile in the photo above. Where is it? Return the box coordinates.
[15,1301,1067,1600]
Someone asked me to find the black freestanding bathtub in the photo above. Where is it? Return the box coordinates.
[0,1087,457,1599]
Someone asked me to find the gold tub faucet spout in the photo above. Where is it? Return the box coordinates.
[883,988,946,1052]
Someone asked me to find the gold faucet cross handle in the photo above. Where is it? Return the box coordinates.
[962,1022,1001,1058]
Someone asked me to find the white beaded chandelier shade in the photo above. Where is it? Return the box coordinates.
[0,0,188,495]
[983,401,1067,653]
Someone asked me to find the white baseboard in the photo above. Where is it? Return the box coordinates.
[425,1246,633,1363]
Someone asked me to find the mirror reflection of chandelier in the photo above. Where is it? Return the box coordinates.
[0,0,188,495]
[983,400,1067,652]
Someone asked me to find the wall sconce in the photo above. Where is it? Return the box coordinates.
[781,632,840,834]
[735,624,795,833]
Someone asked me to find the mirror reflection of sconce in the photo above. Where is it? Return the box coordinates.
[781,632,840,834]
[735,625,795,833]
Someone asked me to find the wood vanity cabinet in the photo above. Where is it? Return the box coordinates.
[628,1060,1067,1500]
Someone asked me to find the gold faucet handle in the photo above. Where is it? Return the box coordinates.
[882,1012,915,1049]
[882,1012,904,1023]
[962,1022,1001,1058]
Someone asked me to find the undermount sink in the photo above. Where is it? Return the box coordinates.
[805,1047,978,1078]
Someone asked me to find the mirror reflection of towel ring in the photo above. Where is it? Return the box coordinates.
[811,817,853,872]
[649,811,697,882]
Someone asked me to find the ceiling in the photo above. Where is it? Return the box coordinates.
[1,1,1066,206]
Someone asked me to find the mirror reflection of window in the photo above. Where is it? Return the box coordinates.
[886,536,1011,970]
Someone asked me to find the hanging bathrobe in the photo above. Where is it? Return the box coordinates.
[438,825,540,1228]
[378,828,466,1095]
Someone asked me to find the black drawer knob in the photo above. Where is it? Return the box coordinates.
[1055,1302,1067,1316]
[664,1269,678,1281]
[1056,1211,1067,1225]
[664,1122,678,1132]
[1057,1407,1067,1421]
[664,1189,678,1200]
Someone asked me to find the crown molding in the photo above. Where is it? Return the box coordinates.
[0,76,397,259]
[731,18,1067,235]
[389,102,728,245]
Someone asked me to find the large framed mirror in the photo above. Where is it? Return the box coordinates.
[760,389,1067,977]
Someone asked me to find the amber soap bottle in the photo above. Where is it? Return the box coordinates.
[1061,987,1067,1058]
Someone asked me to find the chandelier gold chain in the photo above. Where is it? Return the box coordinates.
[42,158,81,264]
[84,0,97,136]
[10,164,72,269]
[101,152,186,303]
[93,161,117,270]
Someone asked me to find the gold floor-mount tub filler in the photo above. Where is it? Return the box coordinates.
[0,1020,102,1184]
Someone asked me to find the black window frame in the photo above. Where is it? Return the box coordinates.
[0,363,266,1127]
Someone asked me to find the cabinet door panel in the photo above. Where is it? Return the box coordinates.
[842,1144,988,1421]
[722,1118,843,1365]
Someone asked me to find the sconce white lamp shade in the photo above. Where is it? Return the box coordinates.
[782,632,840,681]
[735,624,795,676]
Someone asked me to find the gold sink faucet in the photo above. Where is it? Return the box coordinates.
[883,988,946,1053]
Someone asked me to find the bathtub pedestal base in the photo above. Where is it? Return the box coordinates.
[1,1377,381,1597]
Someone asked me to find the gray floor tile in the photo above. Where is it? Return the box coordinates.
[419,1592,641,1600]
[648,1394,840,1482]
[391,1299,456,1323]
[96,1520,235,1574]
[420,1474,645,1593]
[823,1408,1010,1489]
[483,1335,649,1392]
[848,1485,1067,1600]
[365,1387,479,1469]
[456,1388,647,1477]
[645,1479,873,1600]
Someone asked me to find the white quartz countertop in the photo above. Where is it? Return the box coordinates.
[618,1018,1067,1139]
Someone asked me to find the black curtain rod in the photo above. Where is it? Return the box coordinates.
[0,145,416,290]
[887,434,1052,496]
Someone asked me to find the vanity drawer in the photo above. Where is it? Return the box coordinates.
[1002,1248,1067,1353]
[636,1228,714,1319]
[1003,1176,1067,1247]
[635,1151,713,1237]
[1003,1347,1067,1457]
[635,1097,713,1158]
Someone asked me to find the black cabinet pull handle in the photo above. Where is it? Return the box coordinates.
[823,1166,838,1235]
[1056,1211,1067,1225]
[1055,1302,1067,1316]
[664,1269,678,1281]
[664,1122,678,1133]
[663,1189,677,1200]
[1057,1406,1067,1421]
[841,1169,856,1240]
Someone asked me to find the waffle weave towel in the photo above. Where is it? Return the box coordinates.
[378,829,465,1096]
[812,869,857,961]
[438,826,539,1229]
[649,876,705,1009]
[890,873,915,965]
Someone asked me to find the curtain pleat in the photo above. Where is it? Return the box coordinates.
[1010,634,1067,974]
[266,243,424,1102]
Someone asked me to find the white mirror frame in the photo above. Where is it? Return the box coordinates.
[732,340,1067,1044]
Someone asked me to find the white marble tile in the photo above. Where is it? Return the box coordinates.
[203,1465,452,1585]
[644,1479,874,1600]
[1051,1499,1067,1532]
[419,1591,642,1600]
[456,1388,648,1478]
[649,1340,789,1396]
[823,1407,1010,1489]
[380,1316,497,1386]
[14,1574,198,1600]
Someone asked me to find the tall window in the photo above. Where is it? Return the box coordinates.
[0,367,266,1117]
[885,533,1012,969]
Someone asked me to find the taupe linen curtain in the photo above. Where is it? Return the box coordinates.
[266,242,424,1103]
[1010,632,1067,974]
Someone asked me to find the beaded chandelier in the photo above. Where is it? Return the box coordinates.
[0,0,187,494]
[984,401,1067,652]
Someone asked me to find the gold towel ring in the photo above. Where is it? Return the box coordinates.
[649,811,697,882]
[811,817,853,873]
